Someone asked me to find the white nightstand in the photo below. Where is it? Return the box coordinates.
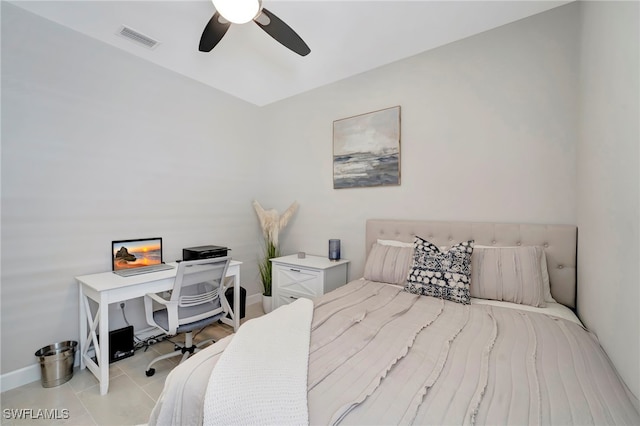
[271,255,350,309]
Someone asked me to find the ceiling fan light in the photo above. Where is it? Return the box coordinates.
[212,0,261,24]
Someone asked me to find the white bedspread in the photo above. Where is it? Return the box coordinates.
[202,298,313,425]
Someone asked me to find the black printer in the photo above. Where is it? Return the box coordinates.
[182,245,230,261]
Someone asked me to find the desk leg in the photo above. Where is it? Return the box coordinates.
[78,288,110,395]
[98,298,110,395]
[79,285,87,370]
[219,268,240,332]
[233,273,240,332]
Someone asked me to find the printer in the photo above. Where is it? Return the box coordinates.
[182,245,230,261]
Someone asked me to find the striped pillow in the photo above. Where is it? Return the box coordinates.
[470,246,546,307]
[364,243,413,285]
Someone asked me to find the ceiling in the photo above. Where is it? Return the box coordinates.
[10,1,570,106]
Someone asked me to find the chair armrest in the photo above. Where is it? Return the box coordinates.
[144,293,178,334]
[145,292,170,305]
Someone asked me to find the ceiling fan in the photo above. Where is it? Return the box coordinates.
[199,0,311,56]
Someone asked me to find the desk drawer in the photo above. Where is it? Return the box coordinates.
[274,265,321,297]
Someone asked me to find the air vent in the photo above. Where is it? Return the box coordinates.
[117,26,159,49]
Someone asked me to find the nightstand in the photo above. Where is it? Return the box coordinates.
[271,255,350,309]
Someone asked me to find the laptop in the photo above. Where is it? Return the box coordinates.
[112,237,174,277]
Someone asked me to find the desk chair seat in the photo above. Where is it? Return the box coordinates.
[143,257,231,377]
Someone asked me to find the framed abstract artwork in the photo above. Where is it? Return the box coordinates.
[333,106,401,189]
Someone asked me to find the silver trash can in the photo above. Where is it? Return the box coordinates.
[34,341,77,388]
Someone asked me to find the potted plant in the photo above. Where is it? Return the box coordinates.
[253,200,299,313]
[257,237,278,309]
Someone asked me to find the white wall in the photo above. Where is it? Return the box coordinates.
[576,1,639,400]
[260,4,579,281]
[1,3,265,375]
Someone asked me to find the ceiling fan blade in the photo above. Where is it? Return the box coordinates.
[199,12,231,52]
[254,8,310,56]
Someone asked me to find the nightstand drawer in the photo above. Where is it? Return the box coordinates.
[274,265,321,297]
[275,289,310,307]
[271,255,350,309]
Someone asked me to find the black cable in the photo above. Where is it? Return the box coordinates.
[120,303,130,326]
[120,303,143,343]
[133,333,168,352]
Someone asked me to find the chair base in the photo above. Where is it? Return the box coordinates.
[144,331,215,377]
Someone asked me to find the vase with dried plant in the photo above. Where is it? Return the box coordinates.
[253,200,299,313]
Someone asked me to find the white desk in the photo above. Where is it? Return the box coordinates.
[76,260,242,395]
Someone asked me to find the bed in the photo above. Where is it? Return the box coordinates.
[148,219,640,425]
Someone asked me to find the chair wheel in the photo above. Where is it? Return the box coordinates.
[145,368,155,377]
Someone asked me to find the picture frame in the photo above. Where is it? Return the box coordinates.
[333,106,401,189]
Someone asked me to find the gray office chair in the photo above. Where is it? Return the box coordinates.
[143,256,231,377]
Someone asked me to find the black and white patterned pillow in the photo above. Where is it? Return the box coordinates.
[405,237,474,304]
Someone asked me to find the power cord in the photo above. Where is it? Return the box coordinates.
[120,302,143,344]
[134,334,168,352]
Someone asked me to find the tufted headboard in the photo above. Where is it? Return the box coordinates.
[366,219,578,309]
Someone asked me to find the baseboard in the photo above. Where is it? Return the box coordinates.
[1,363,41,392]
[1,351,84,393]
[247,293,261,306]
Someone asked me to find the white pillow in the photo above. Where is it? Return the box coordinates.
[475,245,554,303]
[377,239,413,248]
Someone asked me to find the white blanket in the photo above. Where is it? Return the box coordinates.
[203,298,313,425]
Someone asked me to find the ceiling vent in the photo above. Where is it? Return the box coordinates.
[117,26,159,49]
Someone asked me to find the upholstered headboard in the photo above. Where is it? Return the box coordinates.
[366,219,578,309]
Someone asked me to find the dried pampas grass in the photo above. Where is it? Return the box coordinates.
[253,200,299,247]
[253,200,299,296]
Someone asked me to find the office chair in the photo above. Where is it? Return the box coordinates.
[143,257,231,377]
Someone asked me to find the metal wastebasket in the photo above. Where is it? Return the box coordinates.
[34,341,77,388]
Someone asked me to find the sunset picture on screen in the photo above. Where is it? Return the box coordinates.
[113,239,162,270]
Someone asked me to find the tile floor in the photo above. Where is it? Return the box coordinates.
[1,303,264,425]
